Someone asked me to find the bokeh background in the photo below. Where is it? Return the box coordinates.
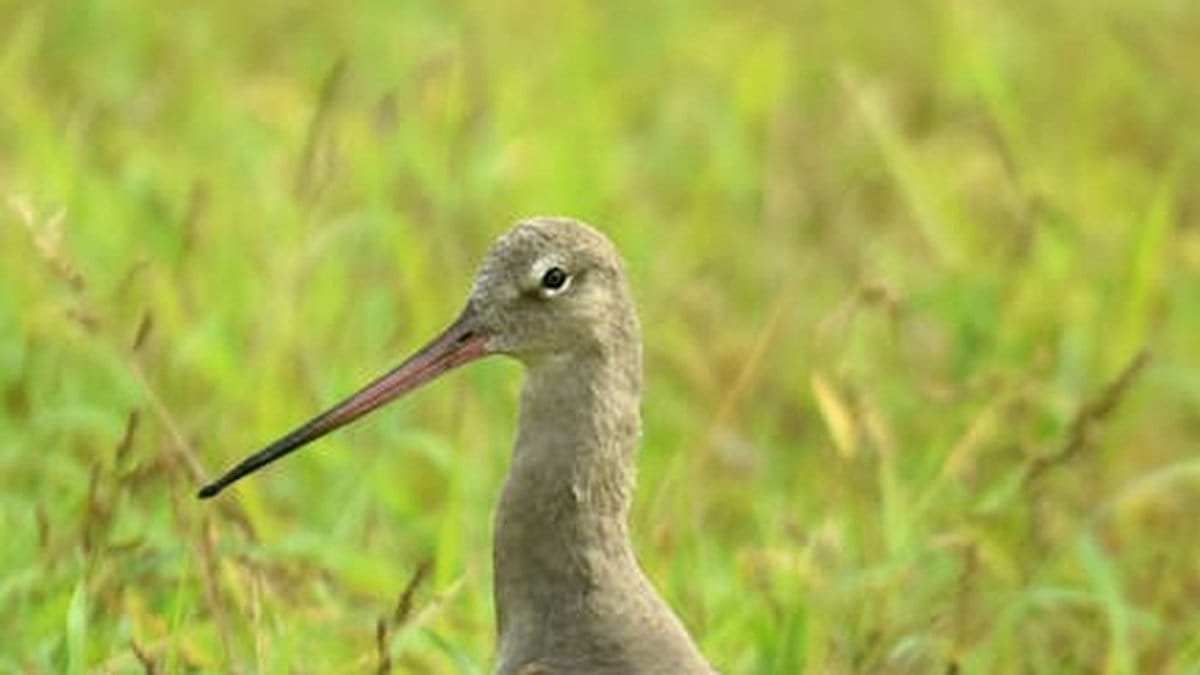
[3,0,1199,672]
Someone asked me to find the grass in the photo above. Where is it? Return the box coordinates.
[2,0,1198,672]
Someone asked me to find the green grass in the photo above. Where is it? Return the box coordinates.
[3,0,1199,672]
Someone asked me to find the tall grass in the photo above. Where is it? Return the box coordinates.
[2,0,1197,672]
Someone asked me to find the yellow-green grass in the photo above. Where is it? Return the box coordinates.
[2,0,1198,672]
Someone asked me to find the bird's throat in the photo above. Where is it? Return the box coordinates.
[492,349,647,654]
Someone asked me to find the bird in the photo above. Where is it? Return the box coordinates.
[198,217,715,674]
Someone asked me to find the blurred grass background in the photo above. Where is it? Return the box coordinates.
[2,0,1199,672]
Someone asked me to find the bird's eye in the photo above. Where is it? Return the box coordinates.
[541,266,569,291]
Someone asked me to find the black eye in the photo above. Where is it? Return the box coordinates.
[541,266,568,290]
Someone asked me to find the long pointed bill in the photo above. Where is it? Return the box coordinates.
[197,310,488,499]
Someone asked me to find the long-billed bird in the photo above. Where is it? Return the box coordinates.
[198,217,715,674]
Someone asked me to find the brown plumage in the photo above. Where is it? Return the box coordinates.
[198,217,714,674]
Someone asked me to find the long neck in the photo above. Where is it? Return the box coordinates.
[492,340,646,639]
[489,309,711,673]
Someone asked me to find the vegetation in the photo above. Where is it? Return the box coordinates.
[2,0,1197,672]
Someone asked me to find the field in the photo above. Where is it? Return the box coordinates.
[2,0,1199,672]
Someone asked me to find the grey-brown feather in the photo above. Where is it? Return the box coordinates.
[467,218,713,674]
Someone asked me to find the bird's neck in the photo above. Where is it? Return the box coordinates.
[492,345,648,646]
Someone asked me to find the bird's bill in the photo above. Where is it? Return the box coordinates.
[196,309,488,499]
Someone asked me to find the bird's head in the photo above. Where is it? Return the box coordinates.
[196,217,635,498]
